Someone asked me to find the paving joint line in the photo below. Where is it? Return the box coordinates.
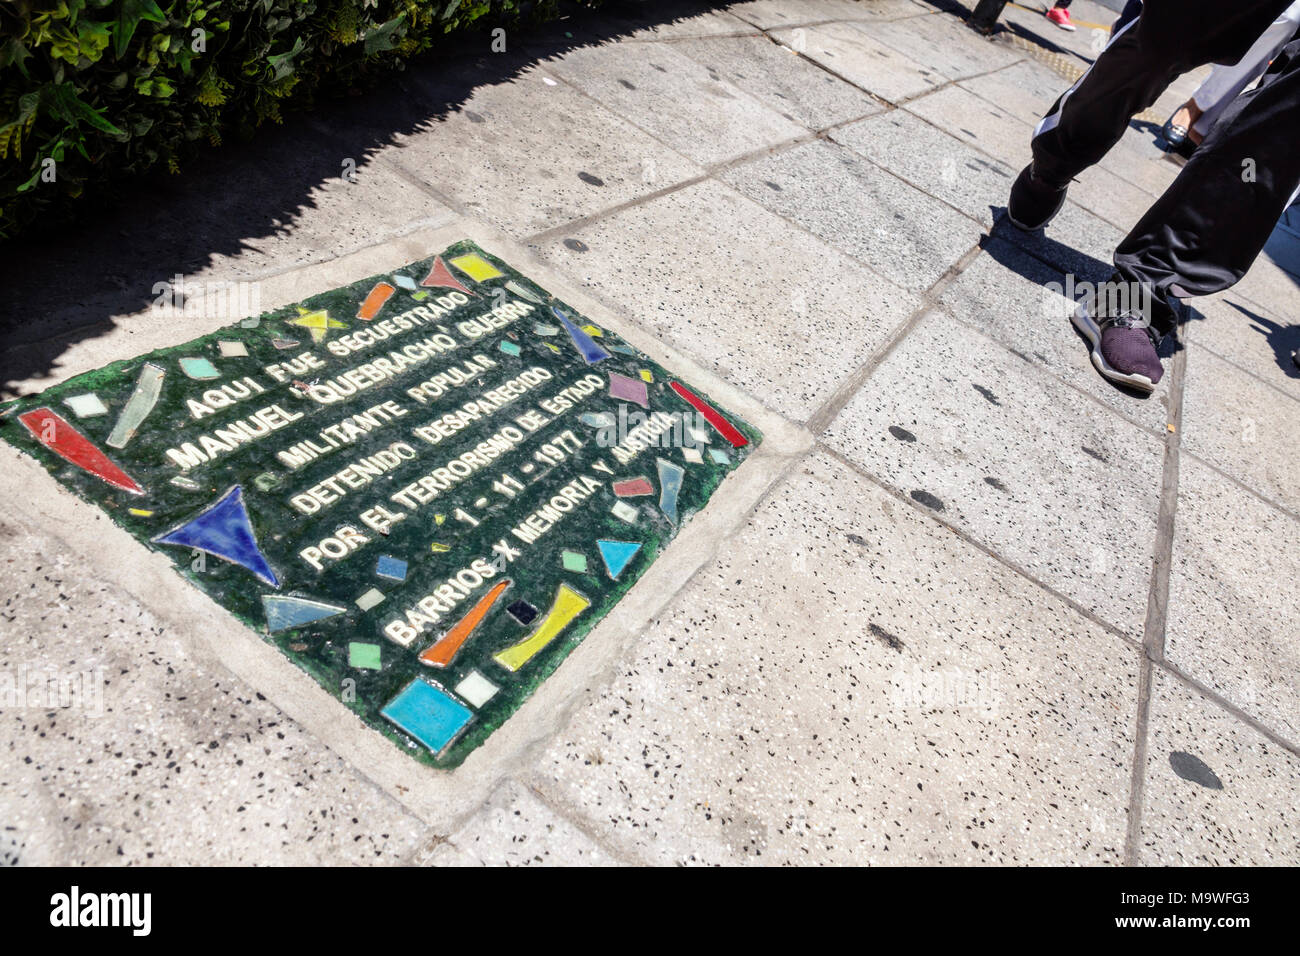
[946,72,1173,203]
[1123,317,1188,862]
[1157,660,1300,759]
[750,26,903,112]
[1123,655,1154,864]
[805,239,987,434]
[814,441,1145,648]
[515,777,655,865]
[892,57,1031,107]
[1177,444,1300,526]
[1182,336,1300,407]
[827,135,1012,234]
[524,170,714,245]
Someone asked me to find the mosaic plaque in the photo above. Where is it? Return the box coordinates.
[0,241,761,767]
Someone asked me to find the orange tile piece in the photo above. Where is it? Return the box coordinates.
[357,282,396,321]
[419,579,511,668]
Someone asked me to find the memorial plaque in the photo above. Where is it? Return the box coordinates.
[0,242,761,767]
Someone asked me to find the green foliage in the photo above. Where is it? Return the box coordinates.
[0,0,597,238]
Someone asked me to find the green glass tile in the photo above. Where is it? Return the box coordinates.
[349,642,383,670]
[178,357,219,380]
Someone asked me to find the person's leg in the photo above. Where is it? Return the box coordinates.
[1191,0,1300,138]
[1046,0,1077,30]
[1008,16,1188,229]
[1113,0,1143,34]
[1031,18,1189,186]
[1117,37,1300,330]
[1074,37,1300,391]
[1010,1,1292,230]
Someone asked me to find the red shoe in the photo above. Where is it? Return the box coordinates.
[1045,6,1077,30]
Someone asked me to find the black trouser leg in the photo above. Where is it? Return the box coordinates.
[1114,37,1300,337]
[1031,0,1296,187]
[1030,18,1189,187]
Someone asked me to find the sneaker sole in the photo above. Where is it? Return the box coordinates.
[1070,303,1157,393]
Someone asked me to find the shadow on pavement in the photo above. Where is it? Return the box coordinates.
[0,0,737,395]
[1184,298,1300,380]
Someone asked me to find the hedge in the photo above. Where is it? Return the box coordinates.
[0,0,598,240]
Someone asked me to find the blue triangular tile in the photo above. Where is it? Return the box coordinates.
[262,595,347,633]
[596,539,642,580]
[153,485,279,587]
[552,306,610,364]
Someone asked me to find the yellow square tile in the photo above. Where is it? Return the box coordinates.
[639,369,653,383]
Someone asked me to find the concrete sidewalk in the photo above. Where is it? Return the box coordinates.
[2,0,1297,866]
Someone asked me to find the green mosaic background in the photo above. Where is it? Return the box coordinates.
[0,241,762,768]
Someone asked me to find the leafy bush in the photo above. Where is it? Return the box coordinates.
[0,0,592,239]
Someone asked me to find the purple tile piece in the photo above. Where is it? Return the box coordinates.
[608,372,649,408]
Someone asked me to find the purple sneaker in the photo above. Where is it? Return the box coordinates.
[1071,299,1164,392]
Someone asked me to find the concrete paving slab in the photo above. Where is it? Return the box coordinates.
[674,33,887,129]
[525,452,1139,864]
[186,154,456,279]
[903,83,1033,168]
[1096,127,1180,198]
[727,0,930,28]
[855,9,1024,81]
[1164,456,1300,744]
[1234,250,1300,320]
[1184,293,1300,403]
[1138,667,1300,865]
[1264,229,1300,281]
[823,310,1165,636]
[771,22,948,102]
[0,515,431,866]
[1181,344,1300,515]
[958,58,1067,128]
[939,238,1173,434]
[721,139,982,291]
[532,179,916,421]
[543,43,807,166]
[830,108,1016,227]
[416,780,623,866]
[383,65,704,238]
